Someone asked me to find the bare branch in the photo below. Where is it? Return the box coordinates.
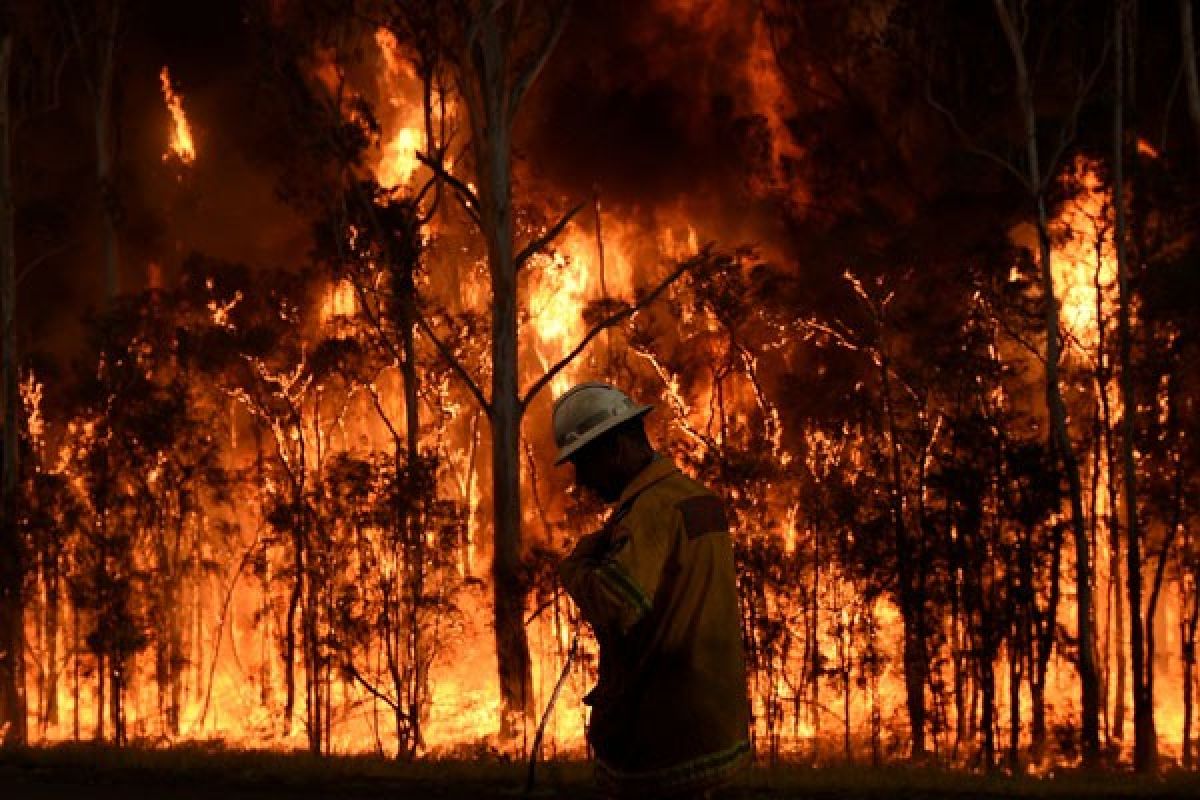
[520,250,703,410]
[508,0,572,119]
[416,150,482,227]
[16,241,72,287]
[342,659,402,714]
[1042,39,1112,186]
[924,82,1032,191]
[414,310,491,417]
[514,201,585,270]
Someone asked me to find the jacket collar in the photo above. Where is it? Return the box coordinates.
[615,454,678,510]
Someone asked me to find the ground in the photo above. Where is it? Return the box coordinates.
[2,745,1199,799]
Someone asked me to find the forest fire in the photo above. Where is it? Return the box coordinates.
[3,2,1200,796]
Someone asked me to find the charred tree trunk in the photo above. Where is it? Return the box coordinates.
[1183,562,1198,769]
[0,31,27,749]
[95,650,105,741]
[878,347,927,758]
[979,656,995,771]
[1031,521,1063,761]
[42,544,60,730]
[282,533,302,736]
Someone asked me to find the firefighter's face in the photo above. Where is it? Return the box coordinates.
[568,434,626,503]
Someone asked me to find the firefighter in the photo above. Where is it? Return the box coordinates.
[553,381,750,799]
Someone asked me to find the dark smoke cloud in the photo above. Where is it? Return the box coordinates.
[518,0,791,230]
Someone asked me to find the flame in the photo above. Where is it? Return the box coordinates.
[160,67,196,164]
[320,279,358,323]
[1049,159,1115,351]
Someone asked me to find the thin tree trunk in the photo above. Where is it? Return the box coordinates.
[980,657,995,770]
[879,348,927,758]
[0,32,27,749]
[1009,637,1022,772]
[72,606,80,740]
[1114,1,1157,771]
[993,0,1102,762]
[1181,0,1200,150]
[95,651,105,741]
[1032,515,1064,761]
[1182,563,1198,768]
[96,3,120,302]
[43,550,60,730]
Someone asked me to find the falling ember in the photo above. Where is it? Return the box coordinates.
[160,66,196,164]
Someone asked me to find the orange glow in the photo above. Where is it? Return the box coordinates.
[1136,137,1160,159]
[159,66,196,164]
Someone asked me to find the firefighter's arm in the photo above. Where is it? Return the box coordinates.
[558,502,673,635]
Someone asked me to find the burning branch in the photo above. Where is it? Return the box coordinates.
[415,311,492,416]
[415,150,481,227]
[514,201,585,271]
[159,66,196,164]
[519,248,710,411]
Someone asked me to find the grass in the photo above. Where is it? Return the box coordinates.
[2,743,1200,798]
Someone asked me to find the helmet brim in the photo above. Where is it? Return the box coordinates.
[553,404,653,465]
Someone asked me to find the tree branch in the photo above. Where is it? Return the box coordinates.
[508,0,572,118]
[16,241,72,287]
[519,250,704,410]
[416,150,482,227]
[514,201,584,270]
[414,310,491,417]
[924,82,1032,191]
[343,659,402,714]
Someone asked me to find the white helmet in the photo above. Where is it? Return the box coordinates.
[552,382,653,465]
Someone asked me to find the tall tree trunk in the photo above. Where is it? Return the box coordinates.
[879,349,927,758]
[96,3,120,302]
[1181,0,1200,150]
[993,0,1102,763]
[462,14,534,728]
[1182,565,1198,769]
[1008,636,1022,772]
[1114,1,1157,771]
[1096,247,1127,745]
[0,32,27,749]
[1030,521,1062,761]
[979,656,995,770]
[42,549,60,730]
[95,650,105,741]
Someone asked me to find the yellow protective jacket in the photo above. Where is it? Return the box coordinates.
[558,456,750,797]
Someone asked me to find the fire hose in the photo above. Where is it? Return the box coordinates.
[523,628,581,797]
[525,520,623,795]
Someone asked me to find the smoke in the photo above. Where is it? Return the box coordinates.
[519,0,798,258]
